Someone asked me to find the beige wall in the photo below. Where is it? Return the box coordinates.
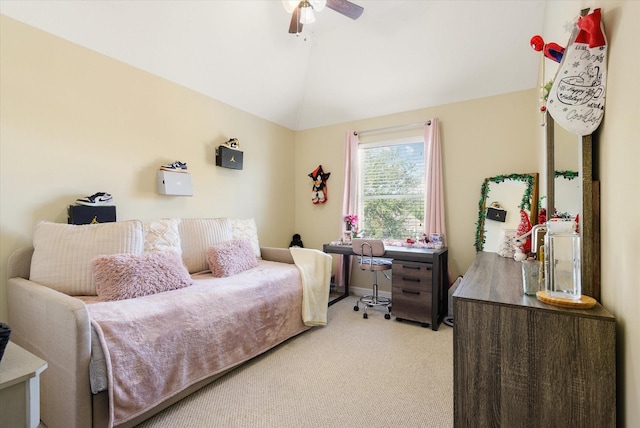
[2,0,639,424]
[543,2,640,424]
[594,2,640,425]
[294,90,540,289]
[0,15,296,320]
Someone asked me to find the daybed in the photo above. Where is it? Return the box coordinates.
[6,217,331,428]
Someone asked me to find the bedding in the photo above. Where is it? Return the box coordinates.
[87,260,306,427]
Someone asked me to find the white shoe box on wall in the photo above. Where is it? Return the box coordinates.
[157,171,193,196]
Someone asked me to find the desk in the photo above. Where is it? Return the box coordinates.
[0,342,48,428]
[323,243,448,330]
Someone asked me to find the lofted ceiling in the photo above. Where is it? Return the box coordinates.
[0,0,548,130]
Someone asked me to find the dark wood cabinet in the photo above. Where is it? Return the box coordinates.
[391,253,447,330]
[453,252,616,427]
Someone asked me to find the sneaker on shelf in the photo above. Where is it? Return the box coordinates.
[160,161,188,173]
[76,192,113,206]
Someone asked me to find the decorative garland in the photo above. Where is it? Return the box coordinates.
[474,173,537,252]
[554,170,578,180]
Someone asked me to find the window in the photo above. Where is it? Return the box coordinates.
[358,138,425,241]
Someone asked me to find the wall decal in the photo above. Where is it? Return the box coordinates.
[308,165,330,204]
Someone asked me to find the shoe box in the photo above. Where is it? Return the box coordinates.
[68,205,116,225]
[215,145,243,170]
[157,170,193,196]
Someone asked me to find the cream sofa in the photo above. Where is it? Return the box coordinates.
[6,217,331,428]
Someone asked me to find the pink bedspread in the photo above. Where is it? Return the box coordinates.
[86,260,308,427]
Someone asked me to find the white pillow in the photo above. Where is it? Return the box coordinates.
[144,218,182,254]
[231,218,261,258]
[178,218,233,273]
[30,220,144,295]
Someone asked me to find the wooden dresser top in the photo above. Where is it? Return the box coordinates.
[454,252,615,321]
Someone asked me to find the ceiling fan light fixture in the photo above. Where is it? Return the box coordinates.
[309,0,326,12]
[299,7,316,24]
[282,0,299,14]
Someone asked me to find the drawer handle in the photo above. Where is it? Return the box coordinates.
[401,277,421,282]
[401,265,432,271]
[402,289,420,295]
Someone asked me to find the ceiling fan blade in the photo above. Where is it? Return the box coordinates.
[288,7,303,33]
[326,0,364,20]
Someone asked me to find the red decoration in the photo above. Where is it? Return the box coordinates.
[538,208,547,225]
[530,35,565,63]
[516,209,532,253]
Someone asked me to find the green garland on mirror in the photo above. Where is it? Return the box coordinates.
[474,173,536,252]
[555,170,578,180]
[474,180,490,252]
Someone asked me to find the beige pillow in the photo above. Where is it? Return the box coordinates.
[231,218,261,258]
[30,220,144,295]
[144,218,182,254]
[178,218,233,273]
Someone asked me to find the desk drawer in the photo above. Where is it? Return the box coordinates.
[392,260,433,325]
[392,260,432,292]
[392,284,432,324]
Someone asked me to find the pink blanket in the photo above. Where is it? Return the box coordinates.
[87,260,308,427]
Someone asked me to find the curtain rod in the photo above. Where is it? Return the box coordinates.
[354,120,431,136]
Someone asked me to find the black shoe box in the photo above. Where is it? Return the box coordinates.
[215,145,243,170]
[68,205,116,225]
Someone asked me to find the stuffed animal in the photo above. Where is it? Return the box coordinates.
[513,239,528,261]
[289,234,304,248]
[308,165,330,204]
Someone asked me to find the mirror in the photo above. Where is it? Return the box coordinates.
[545,113,599,300]
[553,120,581,219]
[474,173,539,253]
[554,170,580,218]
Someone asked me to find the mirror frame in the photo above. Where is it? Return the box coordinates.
[474,173,539,252]
[546,113,600,301]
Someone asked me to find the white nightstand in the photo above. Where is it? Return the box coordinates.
[0,342,48,428]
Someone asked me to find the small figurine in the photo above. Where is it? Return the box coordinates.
[513,236,528,261]
[289,234,304,248]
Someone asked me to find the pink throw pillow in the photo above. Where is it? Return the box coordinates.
[92,250,192,301]
[206,239,259,278]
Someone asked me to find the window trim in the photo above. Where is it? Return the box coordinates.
[356,135,426,241]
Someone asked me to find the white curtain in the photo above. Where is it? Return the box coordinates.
[423,118,447,240]
[335,131,359,286]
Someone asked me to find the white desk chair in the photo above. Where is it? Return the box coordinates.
[352,238,392,319]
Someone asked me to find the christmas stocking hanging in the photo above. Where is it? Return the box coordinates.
[547,8,607,136]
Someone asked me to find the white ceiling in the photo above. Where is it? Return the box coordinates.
[0,0,547,130]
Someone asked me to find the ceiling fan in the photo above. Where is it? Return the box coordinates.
[283,0,364,34]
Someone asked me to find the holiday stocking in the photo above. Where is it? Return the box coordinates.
[547,8,607,136]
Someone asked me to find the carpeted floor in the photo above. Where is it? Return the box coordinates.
[134,296,454,428]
